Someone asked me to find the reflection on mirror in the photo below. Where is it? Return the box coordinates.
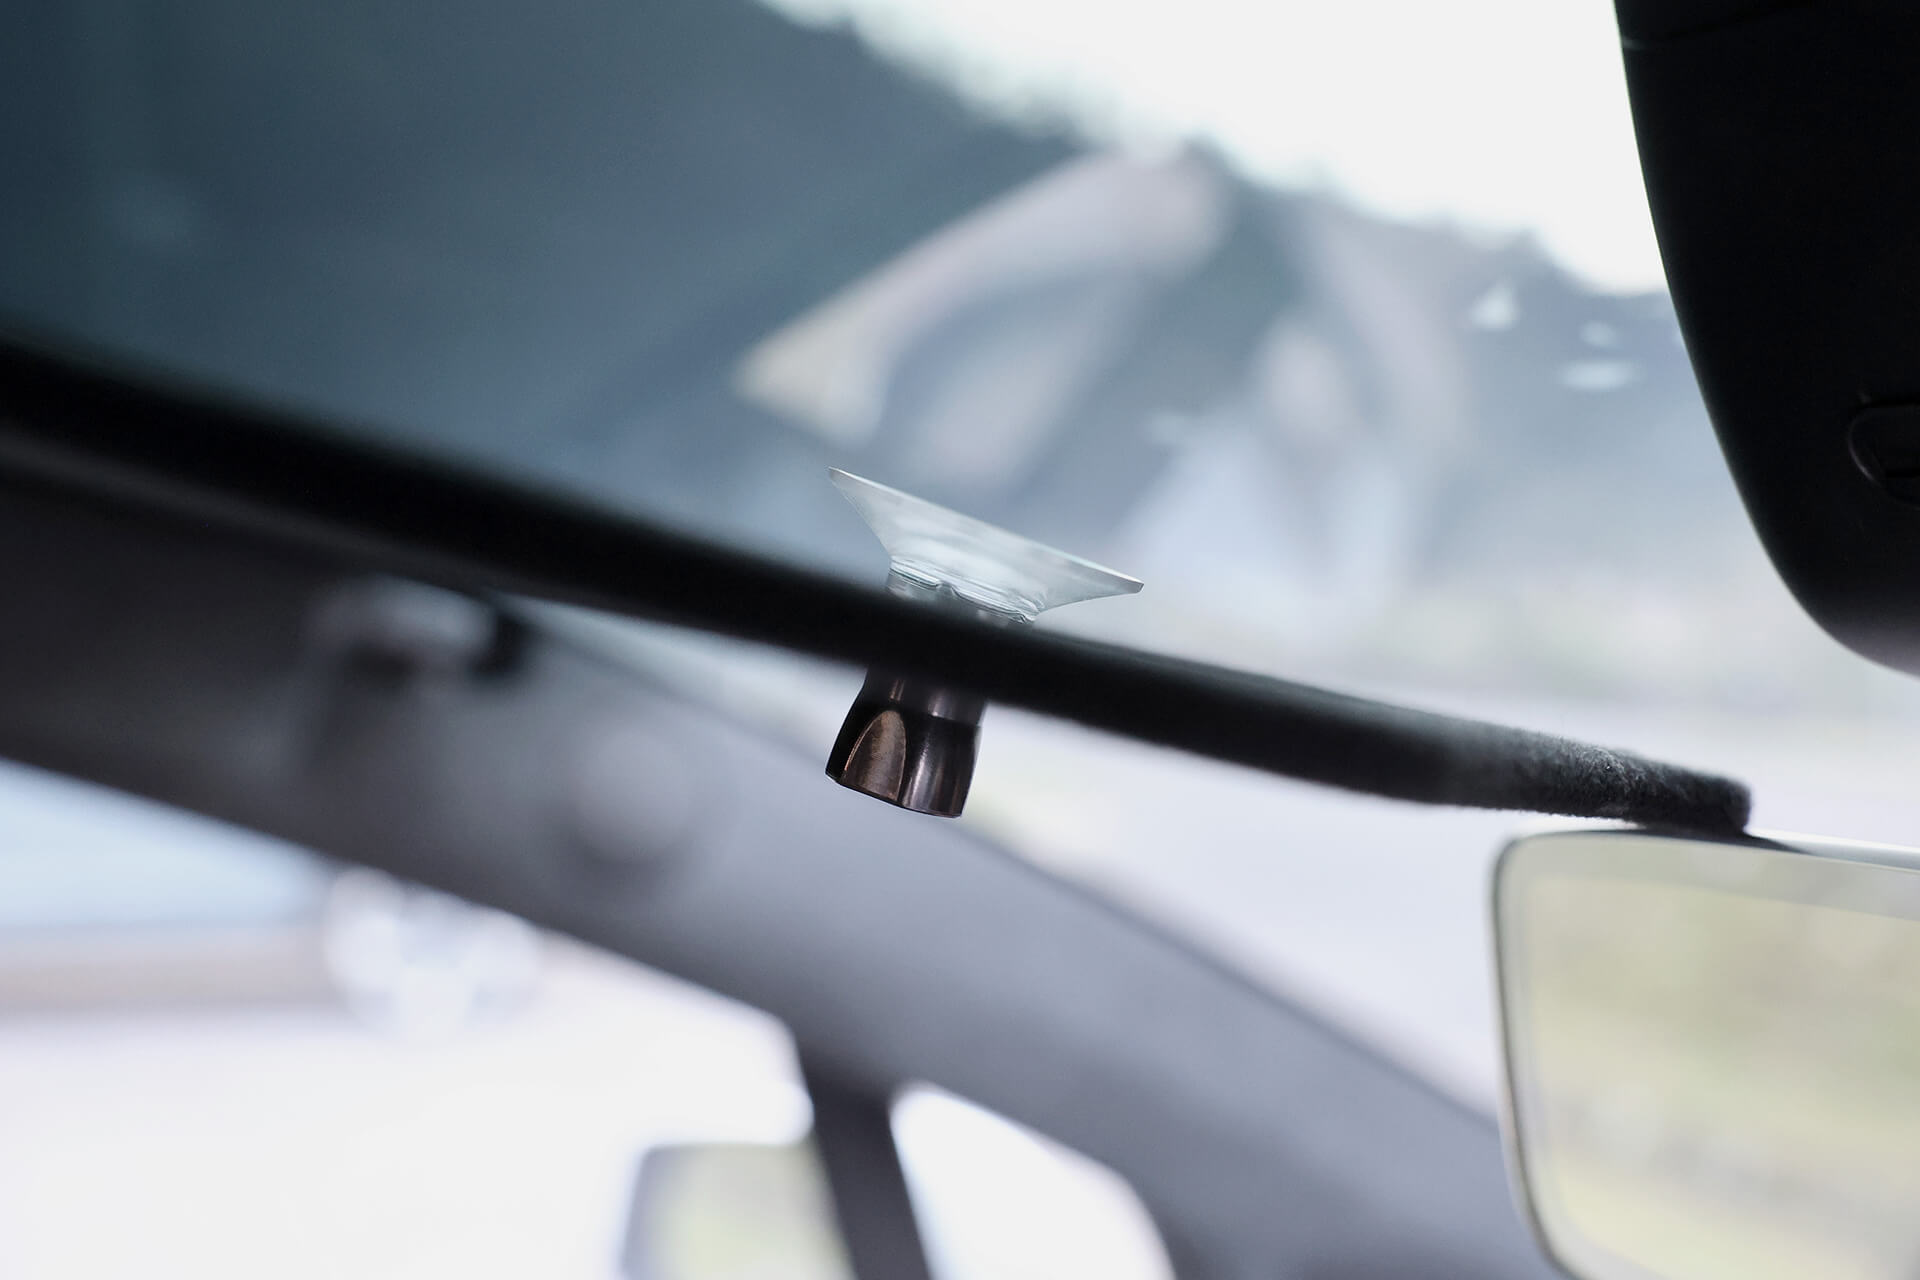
[1496,830,1920,1280]
[621,1142,852,1280]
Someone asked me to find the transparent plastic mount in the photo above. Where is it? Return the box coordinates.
[830,469,1142,622]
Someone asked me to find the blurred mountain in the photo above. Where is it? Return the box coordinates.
[732,142,1789,699]
[0,0,1853,704]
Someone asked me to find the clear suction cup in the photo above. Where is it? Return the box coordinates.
[824,469,1142,817]
[829,469,1142,621]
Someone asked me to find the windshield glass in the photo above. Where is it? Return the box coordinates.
[5,0,1917,1102]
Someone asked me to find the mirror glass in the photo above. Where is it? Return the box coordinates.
[1497,830,1920,1280]
[621,1142,852,1280]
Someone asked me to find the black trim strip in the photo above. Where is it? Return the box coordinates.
[0,333,1752,832]
[799,1059,933,1280]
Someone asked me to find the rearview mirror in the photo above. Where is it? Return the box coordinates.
[620,1142,851,1280]
[1495,829,1920,1280]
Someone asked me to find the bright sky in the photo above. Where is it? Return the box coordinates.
[766,0,1665,292]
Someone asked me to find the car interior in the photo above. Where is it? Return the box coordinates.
[6,2,1920,1278]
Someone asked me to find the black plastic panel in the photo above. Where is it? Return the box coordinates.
[1620,1,1920,673]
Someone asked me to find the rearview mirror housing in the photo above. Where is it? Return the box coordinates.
[1618,4,1920,675]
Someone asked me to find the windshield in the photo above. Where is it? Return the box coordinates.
[4,0,1917,1105]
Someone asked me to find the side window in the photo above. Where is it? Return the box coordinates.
[0,763,808,1279]
[0,761,1170,1280]
[894,1086,1174,1280]
[620,1086,1174,1280]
